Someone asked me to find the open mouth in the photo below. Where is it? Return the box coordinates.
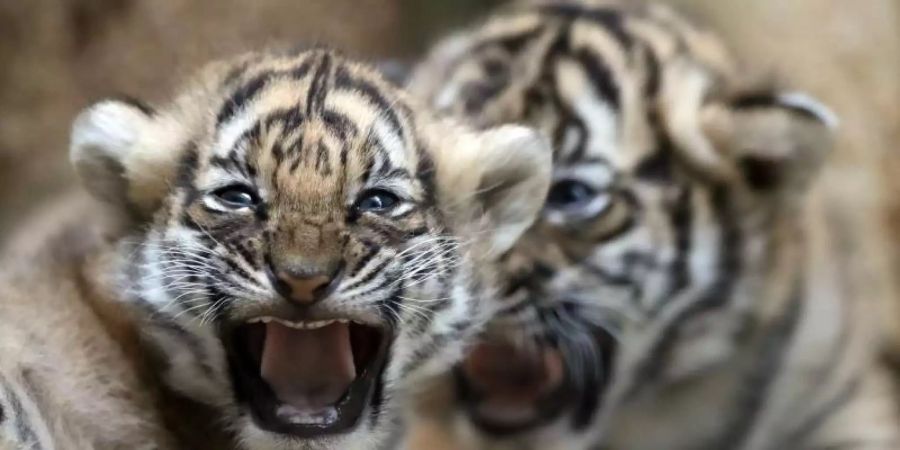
[456,329,616,436]
[226,317,390,437]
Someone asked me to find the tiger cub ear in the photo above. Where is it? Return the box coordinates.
[431,123,552,259]
[659,59,836,193]
[701,91,838,193]
[70,98,180,221]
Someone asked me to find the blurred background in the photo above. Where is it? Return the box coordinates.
[0,0,897,279]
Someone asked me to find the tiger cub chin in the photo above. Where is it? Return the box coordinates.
[0,48,552,450]
[404,1,900,449]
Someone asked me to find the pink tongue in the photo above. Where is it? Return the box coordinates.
[260,322,356,409]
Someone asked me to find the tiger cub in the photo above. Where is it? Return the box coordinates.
[0,48,552,449]
[404,1,900,449]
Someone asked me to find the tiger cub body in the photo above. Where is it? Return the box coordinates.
[405,1,900,449]
[0,48,552,449]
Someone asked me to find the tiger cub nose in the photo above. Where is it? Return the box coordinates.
[269,265,341,305]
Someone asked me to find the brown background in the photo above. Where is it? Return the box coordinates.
[0,0,897,278]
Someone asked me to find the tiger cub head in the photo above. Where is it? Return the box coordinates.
[69,49,551,449]
[407,2,836,447]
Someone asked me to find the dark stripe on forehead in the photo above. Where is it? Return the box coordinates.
[216,58,315,126]
[334,66,407,147]
[264,107,305,133]
[473,25,545,54]
[574,47,621,110]
[217,73,269,126]
[306,53,333,115]
[315,140,332,176]
[540,4,632,48]
[321,108,359,142]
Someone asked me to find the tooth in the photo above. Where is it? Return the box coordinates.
[261,317,272,323]
[338,319,349,324]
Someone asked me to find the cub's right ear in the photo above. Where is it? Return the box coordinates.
[700,90,837,193]
[70,99,159,219]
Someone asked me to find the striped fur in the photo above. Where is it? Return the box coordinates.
[0,195,178,450]
[54,48,548,450]
[405,2,900,449]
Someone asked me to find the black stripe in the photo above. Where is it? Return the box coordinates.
[148,313,218,379]
[175,142,199,190]
[334,66,406,147]
[216,58,315,127]
[217,72,270,126]
[399,331,458,378]
[232,238,259,269]
[625,185,739,397]
[574,48,621,110]
[315,140,331,175]
[349,240,380,278]
[177,143,201,210]
[321,108,358,142]
[540,5,632,48]
[634,149,674,183]
[0,373,40,448]
[665,185,692,299]
[306,53,332,115]
[264,107,305,134]
[473,26,545,54]
[710,280,804,448]
[415,148,437,207]
[783,378,860,448]
[732,93,826,124]
[642,44,661,98]
[343,256,392,293]
[0,374,9,426]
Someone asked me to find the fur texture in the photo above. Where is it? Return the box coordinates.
[404,2,900,449]
[1,48,552,449]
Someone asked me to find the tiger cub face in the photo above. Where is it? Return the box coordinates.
[407,2,836,447]
[69,49,551,449]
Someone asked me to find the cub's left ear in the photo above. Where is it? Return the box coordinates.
[701,91,838,192]
[432,124,552,259]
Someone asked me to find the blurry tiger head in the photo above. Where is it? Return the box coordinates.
[68,49,551,449]
[408,1,837,446]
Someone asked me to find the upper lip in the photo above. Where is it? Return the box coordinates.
[247,316,362,329]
